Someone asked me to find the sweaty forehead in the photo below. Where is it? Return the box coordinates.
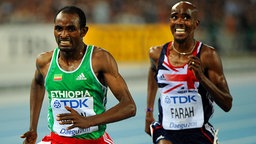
[171,2,197,17]
[55,12,79,25]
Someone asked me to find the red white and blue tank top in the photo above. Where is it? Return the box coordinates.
[156,41,214,130]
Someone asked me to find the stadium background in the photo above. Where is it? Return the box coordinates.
[0,0,255,65]
[0,0,256,144]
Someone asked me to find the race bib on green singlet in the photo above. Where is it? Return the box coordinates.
[51,97,98,137]
[161,92,204,130]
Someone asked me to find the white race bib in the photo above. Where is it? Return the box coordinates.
[51,97,98,137]
[161,92,204,130]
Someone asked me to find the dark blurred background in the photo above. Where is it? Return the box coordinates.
[0,0,256,55]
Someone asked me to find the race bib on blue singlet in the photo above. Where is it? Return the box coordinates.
[161,92,204,130]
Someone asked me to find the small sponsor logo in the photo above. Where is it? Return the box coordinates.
[76,73,87,80]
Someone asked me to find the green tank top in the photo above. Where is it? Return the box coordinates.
[45,45,107,139]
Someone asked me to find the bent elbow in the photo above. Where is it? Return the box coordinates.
[223,97,233,112]
[223,105,232,112]
[125,102,136,118]
[129,103,137,117]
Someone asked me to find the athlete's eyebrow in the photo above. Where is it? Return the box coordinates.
[188,9,198,15]
[66,25,76,30]
[54,25,62,30]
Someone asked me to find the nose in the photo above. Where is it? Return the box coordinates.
[60,30,69,39]
[176,17,185,24]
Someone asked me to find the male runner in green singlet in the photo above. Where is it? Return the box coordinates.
[21,6,136,144]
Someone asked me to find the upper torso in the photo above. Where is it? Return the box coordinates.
[155,41,214,130]
[43,45,107,139]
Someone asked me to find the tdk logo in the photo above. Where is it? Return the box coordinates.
[53,100,62,108]
[53,99,89,108]
[165,95,197,104]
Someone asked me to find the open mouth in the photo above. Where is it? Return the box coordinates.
[59,40,71,46]
[175,28,185,34]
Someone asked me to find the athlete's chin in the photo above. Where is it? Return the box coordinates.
[173,34,187,41]
[58,46,73,52]
[174,38,186,44]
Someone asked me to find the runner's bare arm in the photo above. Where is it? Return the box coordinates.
[145,46,162,135]
[21,52,51,144]
[189,46,232,112]
[87,48,136,126]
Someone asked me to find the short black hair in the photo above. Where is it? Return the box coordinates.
[54,6,86,28]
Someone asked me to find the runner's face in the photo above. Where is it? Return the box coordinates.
[169,2,199,43]
[54,12,84,52]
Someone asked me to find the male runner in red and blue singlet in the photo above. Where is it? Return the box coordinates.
[145,1,233,144]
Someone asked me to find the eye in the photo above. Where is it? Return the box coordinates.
[170,15,177,20]
[183,15,191,20]
[67,26,76,32]
[55,26,62,32]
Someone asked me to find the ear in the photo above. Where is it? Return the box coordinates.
[193,20,200,29]
[80,26,89,37]
[196,20,200,27]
